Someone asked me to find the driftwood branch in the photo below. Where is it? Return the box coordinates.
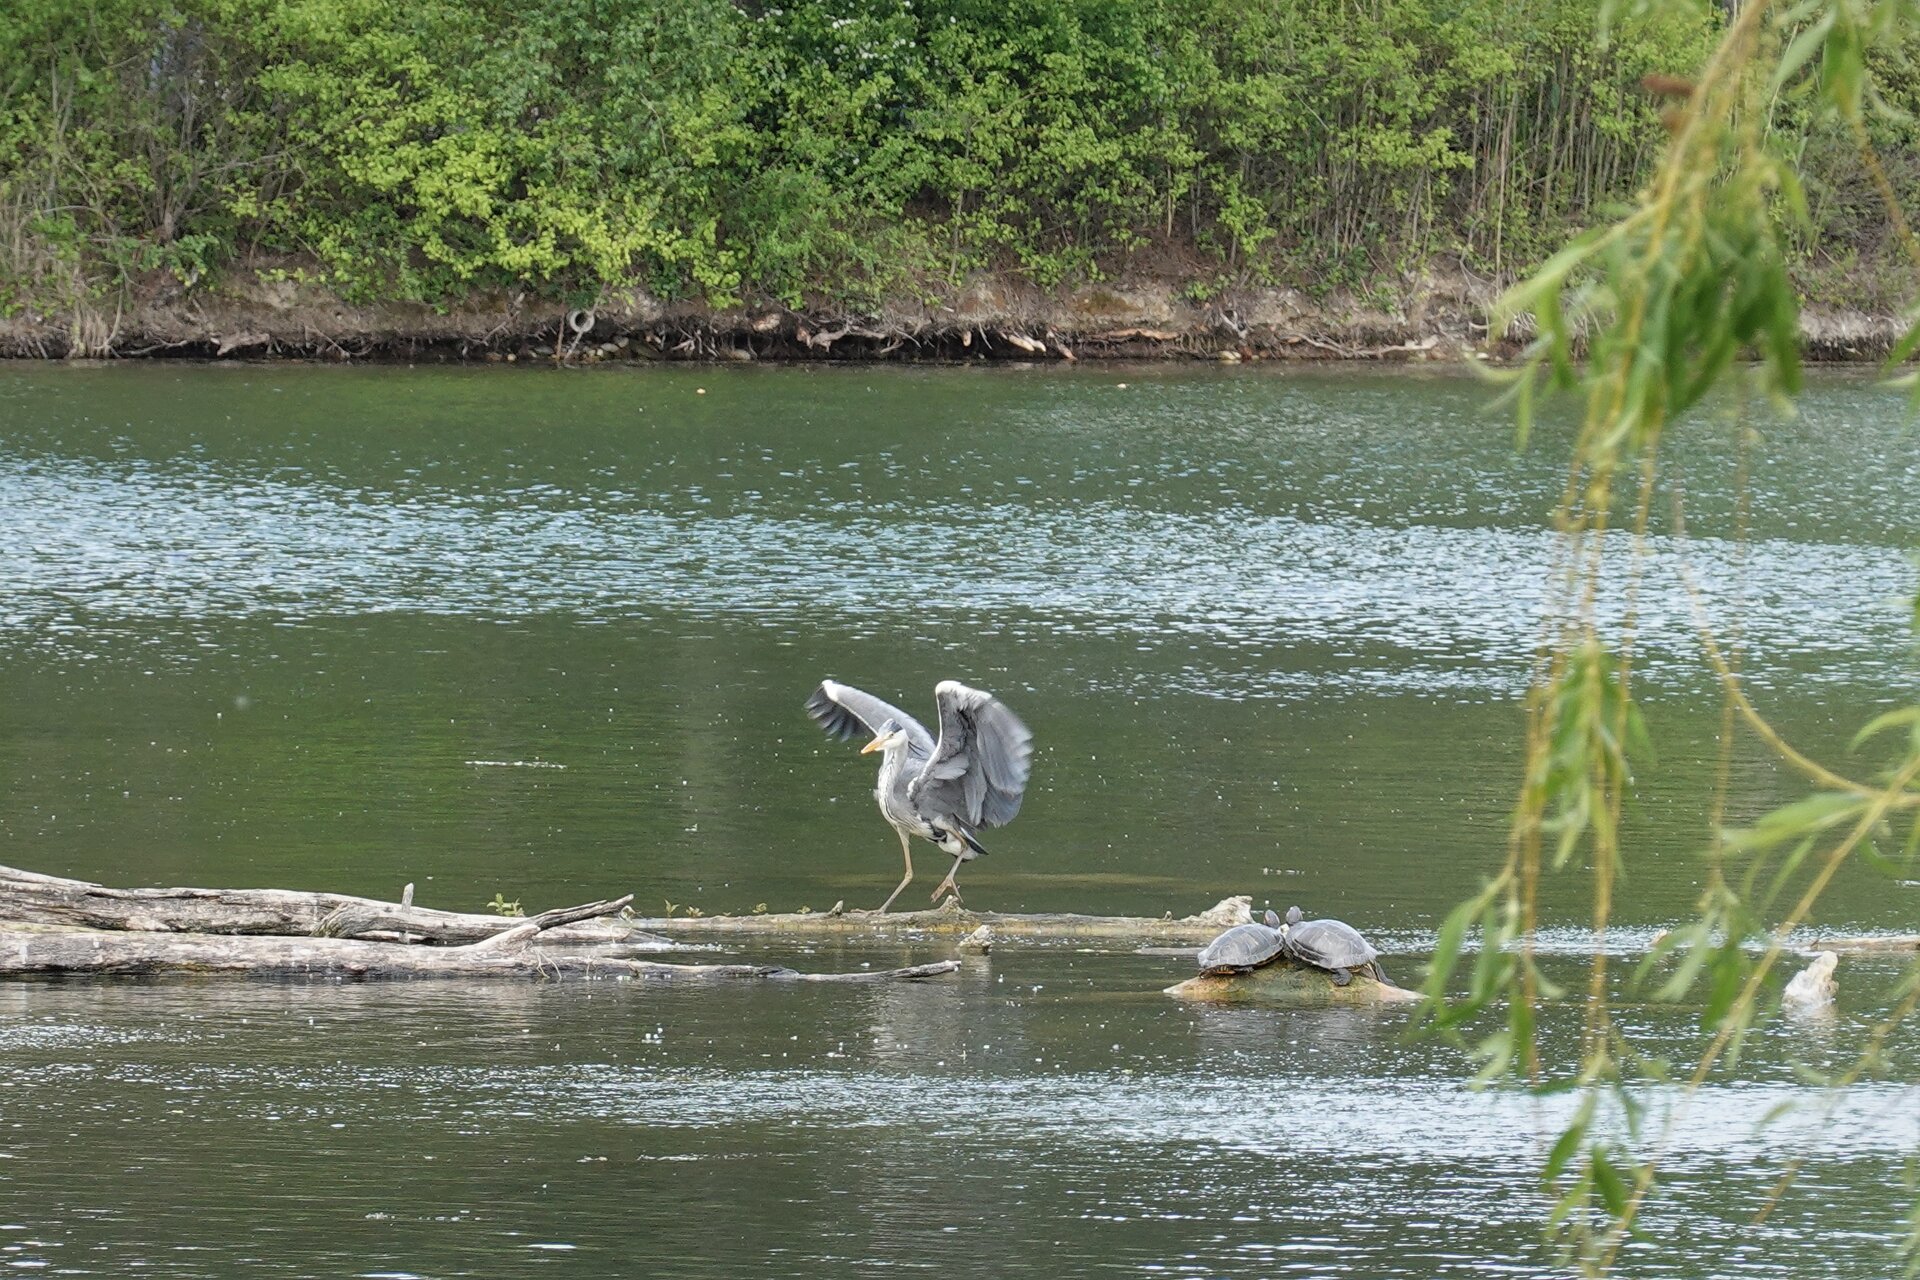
[0,922,961,983]
[0,864,661,946]
[1280,332,1441,359]
[0,865,962,984]
[468,896,634,952]
[1806,934,1920,952]
[630,895,1258,944]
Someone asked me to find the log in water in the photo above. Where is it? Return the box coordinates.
[1165,959,1421,1007]
[0,863,665,946]
[628,894,1259,943]
[0,868,959,984]
[0,921,961,983]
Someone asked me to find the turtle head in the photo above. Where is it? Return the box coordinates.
[1286,905,1304,927]
[1264,909,1282,930]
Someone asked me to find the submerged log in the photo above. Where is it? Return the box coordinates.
[0,865,1260,947]
[1164,958,1420,1008]
[1806,933,1920,953]
[0,863,665,946]
[629,894,1257,944]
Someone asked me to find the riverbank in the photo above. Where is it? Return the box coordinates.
[5,261,1905,363]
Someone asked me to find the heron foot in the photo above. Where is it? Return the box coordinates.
[930,882,963,908]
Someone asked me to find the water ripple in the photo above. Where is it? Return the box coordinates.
[0,460,1911,700]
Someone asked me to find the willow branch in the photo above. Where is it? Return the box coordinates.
[1676,561,1919,806]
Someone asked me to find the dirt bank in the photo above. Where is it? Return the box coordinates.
[0,261,1904,363]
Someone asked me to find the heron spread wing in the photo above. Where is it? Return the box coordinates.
[805,680,935,756]
[910,680,1033,829]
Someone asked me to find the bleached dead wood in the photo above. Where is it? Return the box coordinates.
[630,895,1256,944]
[0,864,663,946]
[1781,950,1838,1015]
[0,916,960,983]
[0,867,963,983]
[1165,960,1421,1007]
[1806,934,1920,952]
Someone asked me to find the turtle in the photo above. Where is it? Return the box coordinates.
[1280,905,1387,986]
[1195,910,1289,975]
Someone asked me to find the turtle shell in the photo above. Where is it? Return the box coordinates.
[1196,922,1287,975]
[1284,917,1379,972]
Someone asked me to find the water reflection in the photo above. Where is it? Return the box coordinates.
[2,965,1916,1278]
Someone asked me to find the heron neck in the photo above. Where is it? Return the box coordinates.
[876,742,911,786]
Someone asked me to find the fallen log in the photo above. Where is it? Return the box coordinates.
[630,895,1257,944]
[0,867,961,984]
[1164,959,1421,1008]
[0,895,961,984]
[1806,934,1920,952]
[0,863,666,947]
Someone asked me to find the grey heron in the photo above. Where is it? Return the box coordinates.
[805,679,1033,912]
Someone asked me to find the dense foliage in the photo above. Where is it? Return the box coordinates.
[0,0,1773,311]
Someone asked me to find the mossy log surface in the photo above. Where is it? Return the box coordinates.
[0,863,665,946]
[1165,959,1421,1008]
[631,895,1257,944]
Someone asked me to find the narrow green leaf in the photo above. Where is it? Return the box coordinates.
[1772,12,1837,94]
[1852,706,1920,750]
[1544,1117,1589,1181]
[1702,941,1748,1030]
[1590,1147,1631,1219]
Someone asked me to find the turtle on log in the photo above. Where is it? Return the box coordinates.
[1195,910,1288,975]
[1280,905,1388,987]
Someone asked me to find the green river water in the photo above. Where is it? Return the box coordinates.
[0,362,1916,1277]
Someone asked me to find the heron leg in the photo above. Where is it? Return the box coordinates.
[875,830,915,913]
[930,853,966,906]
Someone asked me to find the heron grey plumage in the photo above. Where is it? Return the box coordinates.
[805,678,1034,911]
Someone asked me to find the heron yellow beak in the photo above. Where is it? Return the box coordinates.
[860,733,886,754]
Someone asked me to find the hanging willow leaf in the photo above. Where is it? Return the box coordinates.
[1852,706,1920,751]
[1773,11,1839,92]
[1424,2,1920,1270]
[1722,792,1865,854]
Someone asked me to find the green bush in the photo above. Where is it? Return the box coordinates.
[0,0,1786,313]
